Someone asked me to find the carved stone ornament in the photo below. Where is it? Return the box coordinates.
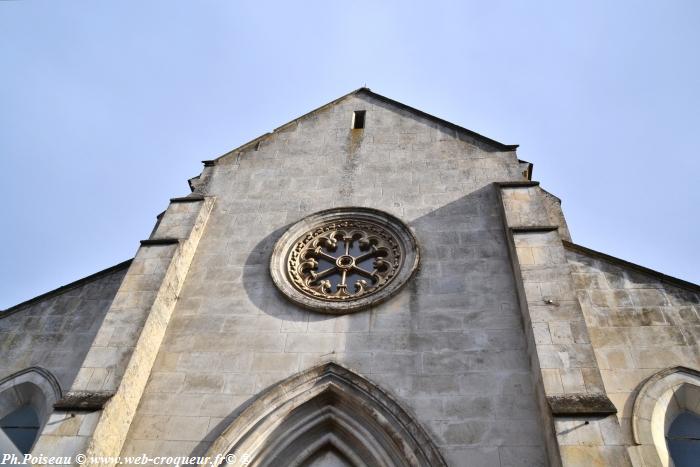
[270,208,419,314]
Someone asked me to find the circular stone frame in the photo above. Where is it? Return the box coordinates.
[270,207,420,314]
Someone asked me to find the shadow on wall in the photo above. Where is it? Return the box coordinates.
[241,184,518,328]
[209,185,538,462]
[0,268,124,395]
[241,224,337,326]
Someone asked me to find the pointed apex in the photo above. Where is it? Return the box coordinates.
[356,87,518,151]
[209,87,519,165]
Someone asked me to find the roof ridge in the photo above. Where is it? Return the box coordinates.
[359,88,518,151]
[1,259,133,317]
[563,240,700,294]
[206,87,517,165]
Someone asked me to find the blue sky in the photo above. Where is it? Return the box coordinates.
[1,0,698,309]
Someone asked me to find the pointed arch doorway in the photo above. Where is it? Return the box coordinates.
[201,363,447,467]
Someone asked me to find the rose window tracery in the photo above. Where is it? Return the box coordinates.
[288,221,400,300]
[270,208,419,314]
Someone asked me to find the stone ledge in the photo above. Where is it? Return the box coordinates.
[496,181,540,188]
[548,393,617,416]
[510,225,559,233]
[139,238,180,246]
[169,195,205,203]
[54,391,115,411]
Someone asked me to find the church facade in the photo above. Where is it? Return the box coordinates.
[1,89,698,467]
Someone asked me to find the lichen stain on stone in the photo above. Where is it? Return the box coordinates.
[339,130,363,198]
[348,128,363,156]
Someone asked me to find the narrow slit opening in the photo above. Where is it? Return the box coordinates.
[352,110,366,129]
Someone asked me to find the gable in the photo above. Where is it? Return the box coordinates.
[202,88,518,166]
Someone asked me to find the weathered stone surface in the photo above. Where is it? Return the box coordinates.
[200,363,448,466]
[53,391,115,411]
[2,89,695,467]
[0,265,127,390]
[270,207,420,314]
[498,184,635,467]
[113,91,544,466]
[547,393,617,416]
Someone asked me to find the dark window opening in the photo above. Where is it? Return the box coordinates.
[352,111,366,129]
[667,410,700,467]
[1,405,40,454]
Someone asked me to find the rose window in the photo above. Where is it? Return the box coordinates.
[270,208,419,314]
[289,221,399,300]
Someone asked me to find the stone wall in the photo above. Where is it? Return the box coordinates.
[21,196,215,466]
[0,265,128,391]
[567,245,700,465]
[120,92,547,466]
[4,90,698,467]
[499,185,630,467]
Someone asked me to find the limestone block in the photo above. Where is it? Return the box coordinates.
[554,418,604,446]
[441,446,503,467]
[542,369,564,394]
[559,445,633,467]
[499,446,547,467]
[251,352,300,373]
[182,373,224,393]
